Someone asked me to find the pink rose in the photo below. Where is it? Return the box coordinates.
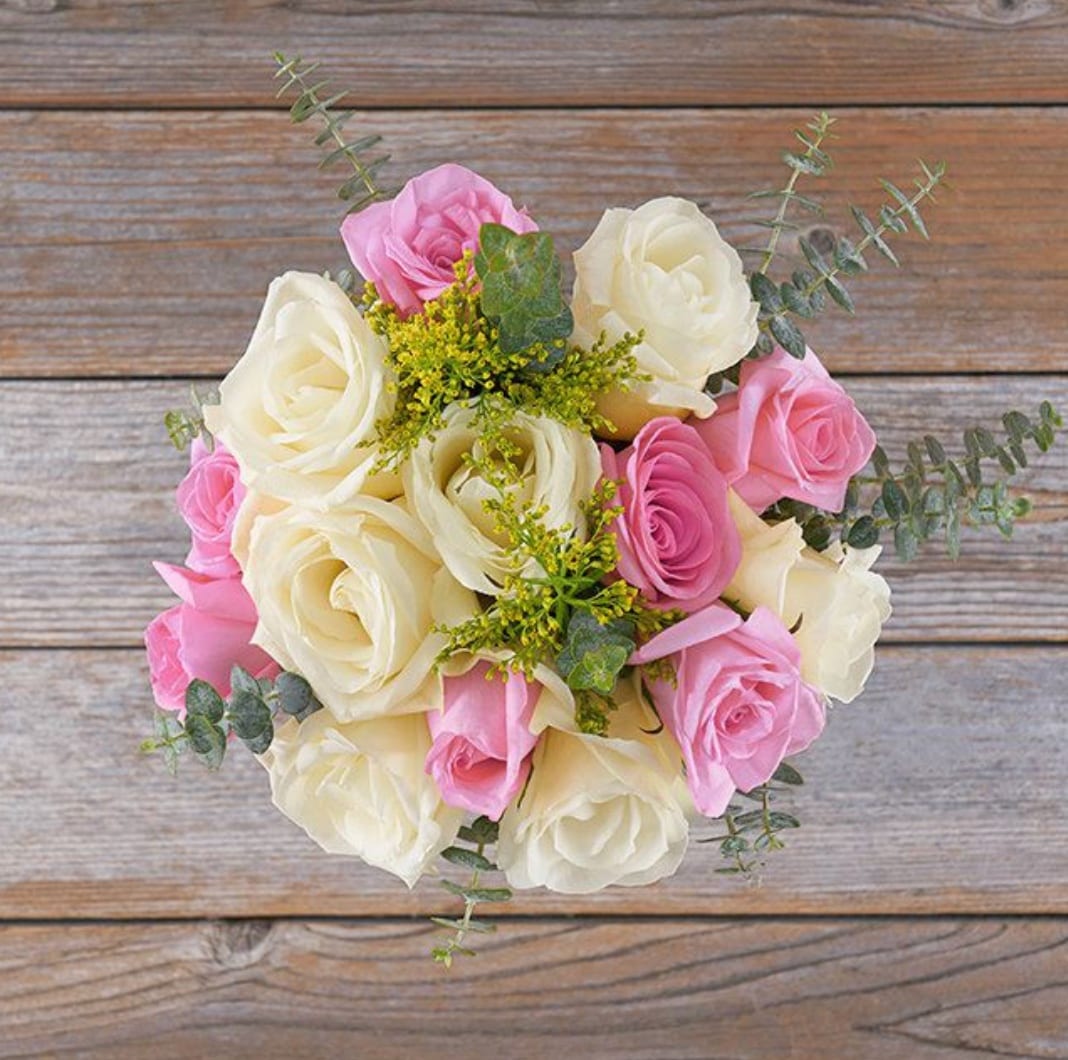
[340,163,537,316]
[144,562,277,714]
[176,439,246,577]
[425,661,540,820]
[631,603,825,817]
[696,347,876,513]
[601,417,741,611]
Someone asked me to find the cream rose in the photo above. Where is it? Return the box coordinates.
[242,494,475,721]
[262,711,462,888]
[403,403,602,595]
[497,674,689,893]
[206,271,396,508]
[571,196,758,439]
[726,493,892,702]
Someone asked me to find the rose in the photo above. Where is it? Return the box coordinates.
[175,439,246,577]
[632,603,825,817]
[403,403,601,594]
[144,563,277,714]
[496,673,689,893]
[696,346,877,513]
[601,416,741,610]
[726,494,891,702]
[262,711,462,888]
[241,494,475,722]
[340,163,537,317]
[425,660,572,820]
[204,271,395,509]
[570,196,758,439]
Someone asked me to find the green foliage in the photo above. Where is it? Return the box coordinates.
[836,402,1063,561]
[556,611,635,698]
[755,158,946,358]
[365,259,642,469]
[164,384,219,452]
[475,223,574,359]
[700,762,804,877]
[274,53,392,213]
[440,481,678,725]
[431,816,512,968]
[747,111,836,278]
[140,667,323,773]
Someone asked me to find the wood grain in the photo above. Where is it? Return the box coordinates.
[1,644,1065,919]
[0,916,1065,1058]
[3,108,1068,376]
[1,1,1067,108]
[1,377,1064,648]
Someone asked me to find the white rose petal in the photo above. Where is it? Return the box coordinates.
[243,494,475,721]
[206,271,397,508]
[726,492,892,702]
[403,403,601,595]
[262,712,462,888]
[497,674,689,893]
[571,197,759,439]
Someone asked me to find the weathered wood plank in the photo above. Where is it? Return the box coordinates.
[1,645,1064,918]
[0,917,1065,1058]
[2,377,1064,648]
[2,108,1067,375]
[1,1,1066,107]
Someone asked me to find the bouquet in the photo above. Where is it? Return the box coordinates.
[142,55,1062,964]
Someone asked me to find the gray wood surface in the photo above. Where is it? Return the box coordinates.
[2,645,1065,919]
[2,108,1066,376]
[2,377,1064,647]
[1,1,1066,107]
[2,916,1066,1059]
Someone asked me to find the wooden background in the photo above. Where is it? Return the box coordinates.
[1,2,1067,1056]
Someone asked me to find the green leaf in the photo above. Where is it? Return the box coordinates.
[230,665,261,697]
[846,515,879,549]
[880,179,929,238]
[276,672,315,717]
[750,272,783,313]
[833,236,867,275]
[772,762,804,786]
[185,679,225,724]
[457,816,499,846]
[783,151,825,176]
[441,846,495,872]
[184,713,226,770]
[228,689,274,754]
[824,275,855,314]
[769,314,807,358]
[779,282,814,318]
[894,522,919,562]
[765,812,801,830]
[475,224,573,356]
[556,610,635,696]
[924,434,947,465]
[460,887,513,903]
[799,237,830,275]
[881,480,909,520]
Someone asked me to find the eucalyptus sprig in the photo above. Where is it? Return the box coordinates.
[164,384,219,452]
[748,111,836,277]
[431,816,513,967]
[273,52,393,213]
[701,762,804,877]
[835,402,1063,560]
[141,668,321,774]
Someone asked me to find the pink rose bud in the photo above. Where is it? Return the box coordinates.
[425,661,541,820]
[340,163,537,317]
[175,439,246,577]
[601,417,741,611]
[144,562,277,714]
[696,347,877,513]
[632,603,825,817]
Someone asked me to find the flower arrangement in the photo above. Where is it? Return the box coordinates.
[143,56,1063,964]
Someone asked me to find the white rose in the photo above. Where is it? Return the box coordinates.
[243,494,475,721]
[262,711,461,888]
[206,271,397,508]
[497,674,689,893]
[726,493,892,702]
[403,402,602,595]
[571,196,758,439]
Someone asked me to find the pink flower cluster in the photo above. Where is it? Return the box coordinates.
[144,440,276,714]
[334,164,876,821]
